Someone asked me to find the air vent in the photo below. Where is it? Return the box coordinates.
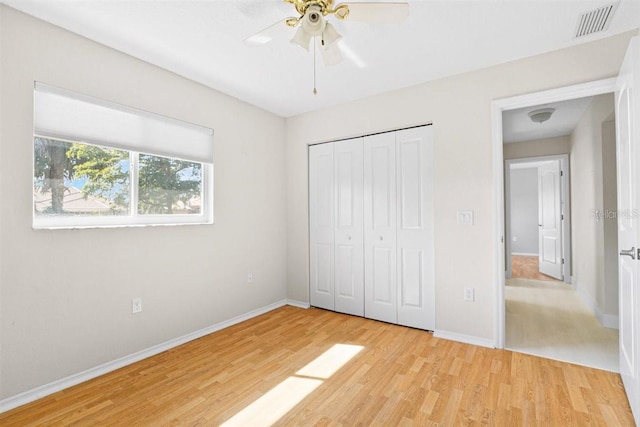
[575,3,618,38]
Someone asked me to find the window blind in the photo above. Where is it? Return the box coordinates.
[34,82,214,164]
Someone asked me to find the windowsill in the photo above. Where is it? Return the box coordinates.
[33,215,214,230]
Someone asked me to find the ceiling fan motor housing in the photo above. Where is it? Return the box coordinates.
[291,0,334,16]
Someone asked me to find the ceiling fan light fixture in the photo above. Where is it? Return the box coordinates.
[322,22,342,48]
[320,41,343,65]
[302,5,326,36]
[528,108,555,124]
[291,25,312,51]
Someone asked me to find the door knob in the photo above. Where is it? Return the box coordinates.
[620,247,636,259]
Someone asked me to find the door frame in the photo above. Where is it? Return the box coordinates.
[505,155,571,283]
[492,78,616,349]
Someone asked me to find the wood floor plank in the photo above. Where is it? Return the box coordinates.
[0,306,634,426]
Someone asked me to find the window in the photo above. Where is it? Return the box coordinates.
[33,82,214,229]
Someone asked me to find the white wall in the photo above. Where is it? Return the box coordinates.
[503,135,570,160]
[0,6,287,399]
[570,93,616,321]
[286,31,636,341]
[602,119,618,316]
[509,167,539,255]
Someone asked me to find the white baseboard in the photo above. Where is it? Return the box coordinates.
[512,252,539,257]
[0,299,288,414]
[433,330,495,349]
[285,299,310,309]
[596,308,619,330]
[574,279,619,330]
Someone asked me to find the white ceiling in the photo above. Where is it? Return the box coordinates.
[2,0,639,117]
[502,96,595,143]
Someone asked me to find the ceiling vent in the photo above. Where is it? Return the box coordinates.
[575,3,618,38]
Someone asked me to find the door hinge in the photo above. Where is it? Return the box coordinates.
[562,258,565,264]
[561,214,564,220]
[561,170,564,176]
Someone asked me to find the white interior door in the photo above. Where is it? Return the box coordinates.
[309,143,335,311]
[334,138,364,316]
[538,160,563,280]
[364,132,397,324]
[396,126,435,330]
[616,36,640,423]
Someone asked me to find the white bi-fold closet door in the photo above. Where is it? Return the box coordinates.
[309,126,434,330]
[309,137,365,316]
[364,127,435,330]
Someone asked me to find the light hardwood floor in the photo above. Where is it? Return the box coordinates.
[511,255,558,281]
[506,278,619,372]
[0,306,633,425]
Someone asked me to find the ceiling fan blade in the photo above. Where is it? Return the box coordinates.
[337,2,409,25]
[320,41,343,66]
[244,19,292,46]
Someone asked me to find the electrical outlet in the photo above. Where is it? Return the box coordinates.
[247,273,253,284]
[464,287,475,302]
[132,297,142,314]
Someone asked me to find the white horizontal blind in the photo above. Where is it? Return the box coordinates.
[34,82,214,163]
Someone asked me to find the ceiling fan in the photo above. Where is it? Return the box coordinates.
[244,0,410,67]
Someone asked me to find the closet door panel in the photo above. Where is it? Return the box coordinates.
[398,139,423,230]
[400,248,423,307]
[364,132,397,323]
[334,138,364,316]
[309,143,335,311]
[372,246,394,303]
[396,126,435,330]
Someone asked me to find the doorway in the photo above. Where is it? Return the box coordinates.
[492,80,621,372]
[504,148,618,371]
[505,156,570,283]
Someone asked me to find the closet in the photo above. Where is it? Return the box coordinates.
[309,125,434,330]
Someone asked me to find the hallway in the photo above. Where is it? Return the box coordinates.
[506,277,618,372]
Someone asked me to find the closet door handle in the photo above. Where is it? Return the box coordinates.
[347,235,352,241]
[379,235,384,241]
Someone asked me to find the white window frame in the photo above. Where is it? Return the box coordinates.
[33,83,214,230]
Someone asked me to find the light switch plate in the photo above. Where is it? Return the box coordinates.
[132,297,142,314]
[457,210,474,225]
[464,287,475,302]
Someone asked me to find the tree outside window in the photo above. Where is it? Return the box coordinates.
[34,137,202,218]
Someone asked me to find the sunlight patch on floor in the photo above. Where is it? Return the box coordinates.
[221,377,323,427]
[296,344,364,379]
[221,343,364,427]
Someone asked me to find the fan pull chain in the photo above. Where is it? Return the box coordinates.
[313,39,318,95]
